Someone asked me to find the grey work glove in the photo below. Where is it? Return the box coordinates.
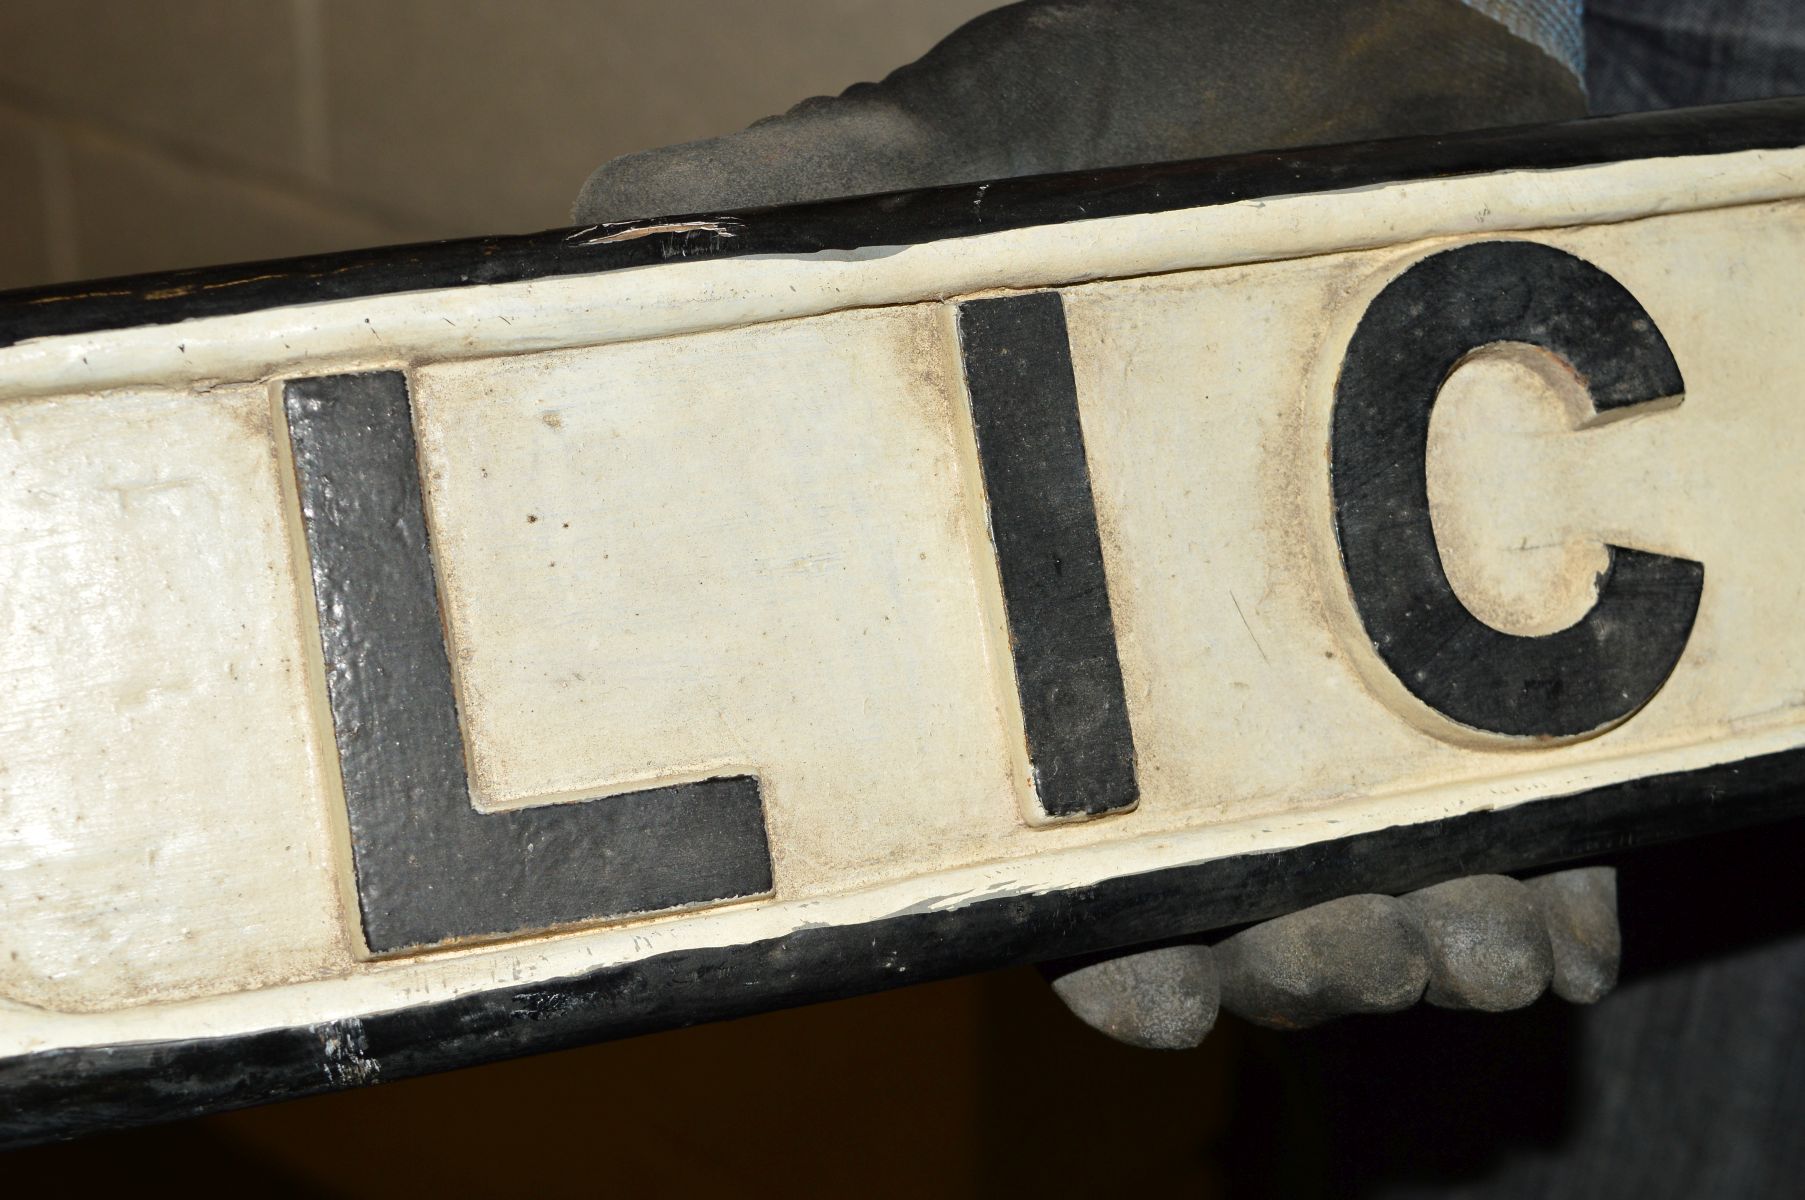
[576,0,1584,221]
[1046,868,1619,1049]
[573,0,1617,1048]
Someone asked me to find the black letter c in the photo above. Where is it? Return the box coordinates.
[1330,241,1703,740]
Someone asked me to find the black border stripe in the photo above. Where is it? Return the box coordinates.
[2,98,1803,351]
[5,741,1805,1148]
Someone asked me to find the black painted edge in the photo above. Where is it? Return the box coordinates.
[2,98,1803,350]
[5,740,1804,1148]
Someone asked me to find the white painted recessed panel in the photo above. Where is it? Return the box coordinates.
[0,385,345,1012]
[412,307,1025,895]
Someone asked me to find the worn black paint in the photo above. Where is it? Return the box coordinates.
[1331,241,1703,737]
[958,293,1138,819]
[283,371,772,953]
[3,99,1803,351]
[7,742,1805,1148]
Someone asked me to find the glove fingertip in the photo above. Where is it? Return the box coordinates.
[1527,866,1621,1005]
[1045,944,1219,1050]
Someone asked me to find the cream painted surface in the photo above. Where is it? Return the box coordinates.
[413,307,1026,890]
[1,149,1802,1050]
[1428,347,1618,639]
[0,385,347,1012]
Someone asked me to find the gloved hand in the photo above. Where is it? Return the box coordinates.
[573,0,1619,1048]
[1044,867,1618,1049]
[576,0,1585,221]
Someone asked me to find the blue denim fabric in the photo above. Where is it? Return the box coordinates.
[1463,0,1586,76]
[1448,0,1805,108]
[1587,0,1805,110]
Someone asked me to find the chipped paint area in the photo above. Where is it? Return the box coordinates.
[317,1018,380,1087]
[566,219,744,246]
